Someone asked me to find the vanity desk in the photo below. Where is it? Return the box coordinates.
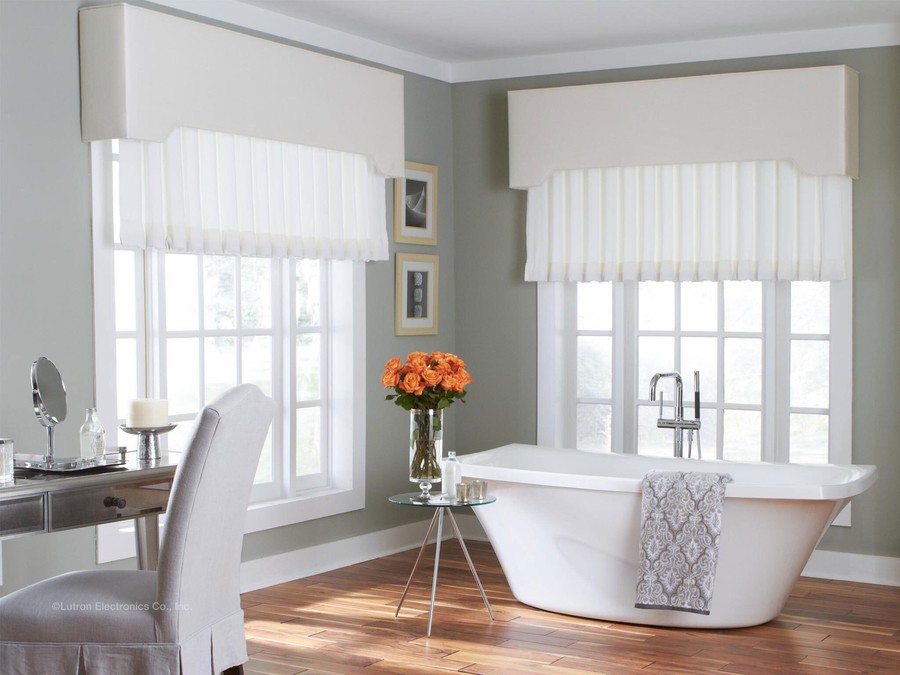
[0,454,179,570]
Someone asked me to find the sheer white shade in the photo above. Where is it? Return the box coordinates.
[118,129,389,261]
[525,160,851,282]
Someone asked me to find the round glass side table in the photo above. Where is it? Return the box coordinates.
[389,492,496,637]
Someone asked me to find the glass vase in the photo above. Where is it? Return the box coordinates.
[409,408,442,500]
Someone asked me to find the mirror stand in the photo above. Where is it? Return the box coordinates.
[43,425,56,466]
[31,356,68,469]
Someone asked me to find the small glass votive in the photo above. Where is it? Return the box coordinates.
[455,482,471,503]
[0,438,14,484]
[471,479,487,501]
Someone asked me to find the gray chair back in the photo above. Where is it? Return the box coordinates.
[154,384,273,642]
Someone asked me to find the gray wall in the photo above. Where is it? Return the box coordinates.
[1,0,896,593]
[1,0,100,589]
[452,47,900,559]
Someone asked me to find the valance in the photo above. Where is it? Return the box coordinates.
[79,3,404,178]
[513,66,857,283]
[509,66,858,188]
[118,128,388,261]
[525,160,851,282]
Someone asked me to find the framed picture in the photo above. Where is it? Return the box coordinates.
[394,161,437,245]
[395,253,439,335]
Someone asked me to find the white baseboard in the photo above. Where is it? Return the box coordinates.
[803,549,900,587]
[241,516,899,592]
[240,513,487,593]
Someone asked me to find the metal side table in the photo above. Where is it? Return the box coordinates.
[390,492,495,636]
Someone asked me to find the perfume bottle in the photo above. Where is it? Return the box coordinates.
[442,451,462,496]
[80,407,106,461]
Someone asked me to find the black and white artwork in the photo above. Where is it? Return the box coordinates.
[394,162,437,245]
[406,270,429,318]
[395,253,438,335]
[404,179,428,230]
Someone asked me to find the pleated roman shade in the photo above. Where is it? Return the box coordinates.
[510,66,858,282]
[118,129,389,260]
[525,160,851,282]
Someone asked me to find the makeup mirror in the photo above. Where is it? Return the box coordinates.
[32,356,67,462]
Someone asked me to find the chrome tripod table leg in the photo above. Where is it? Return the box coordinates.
[426,508,445,637]
[446,509,494,619]
[395,508,441,617]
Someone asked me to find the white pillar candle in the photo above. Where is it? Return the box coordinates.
[126,399,169,428]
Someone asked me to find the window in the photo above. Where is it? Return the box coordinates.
[91,141,365,559]
[538,278,851,468]
[111,249,331,502]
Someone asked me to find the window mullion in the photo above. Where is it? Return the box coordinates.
[618,281,636,454]
[196,254,206,407]
[278,258,291,496]
[767,281,790,462]
[134,253,148,407]
[147,249,164,399]
[320,260,332,485]
[716,282,725,459]
[235,258,244,382]
[674,282,682,371]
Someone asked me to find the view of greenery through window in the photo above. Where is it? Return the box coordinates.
[113,248,326,496]
[575,281,830,462]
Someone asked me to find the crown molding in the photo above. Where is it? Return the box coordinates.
[450,22,900,83]
[143,0,452,80]
[142,1,899,83]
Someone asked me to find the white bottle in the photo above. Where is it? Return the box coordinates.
[442,451,462,497]
[80,407,106,461]
[0,438,14,483]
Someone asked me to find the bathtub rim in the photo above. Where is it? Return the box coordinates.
[457,443,878,501]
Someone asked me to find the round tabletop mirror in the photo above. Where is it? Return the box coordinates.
[32,356,67,427]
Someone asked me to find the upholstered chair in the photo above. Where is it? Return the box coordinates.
[0,384,273,675]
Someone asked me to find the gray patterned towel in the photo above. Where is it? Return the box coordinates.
[634,470,733,615]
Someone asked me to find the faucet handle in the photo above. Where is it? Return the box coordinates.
[693,370,701,419]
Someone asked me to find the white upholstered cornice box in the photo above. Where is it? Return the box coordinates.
[79,3,405,177]
[508,65,858,188]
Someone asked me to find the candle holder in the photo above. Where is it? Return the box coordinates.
[120,424,176,462]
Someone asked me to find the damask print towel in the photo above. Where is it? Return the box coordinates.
[634,470,733,615]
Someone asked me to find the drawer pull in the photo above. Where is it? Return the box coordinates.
[103,496,127,509]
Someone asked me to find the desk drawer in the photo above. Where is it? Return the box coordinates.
[49,480,172,531]
[0,494,46,537]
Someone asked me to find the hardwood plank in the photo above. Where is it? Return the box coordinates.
[243,653,309,675]
[240,540,900,674]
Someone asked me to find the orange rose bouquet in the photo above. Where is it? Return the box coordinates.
[383,352,471,489]
[382,351,471,411]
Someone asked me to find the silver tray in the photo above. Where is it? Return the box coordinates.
[14,448,129,473]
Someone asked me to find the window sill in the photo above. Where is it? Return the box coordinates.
[244,485,365,533]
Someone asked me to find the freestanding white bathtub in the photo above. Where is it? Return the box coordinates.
[458,444,878,629]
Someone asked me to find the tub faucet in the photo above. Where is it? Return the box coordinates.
[649,371,701,458]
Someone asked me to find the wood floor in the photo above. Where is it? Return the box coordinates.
[240,539,900,674]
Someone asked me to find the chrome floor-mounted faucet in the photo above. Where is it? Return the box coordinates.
[649,371,701,458]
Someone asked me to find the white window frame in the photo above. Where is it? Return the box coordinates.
[90,141,366,561]
[537,275,852,524]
